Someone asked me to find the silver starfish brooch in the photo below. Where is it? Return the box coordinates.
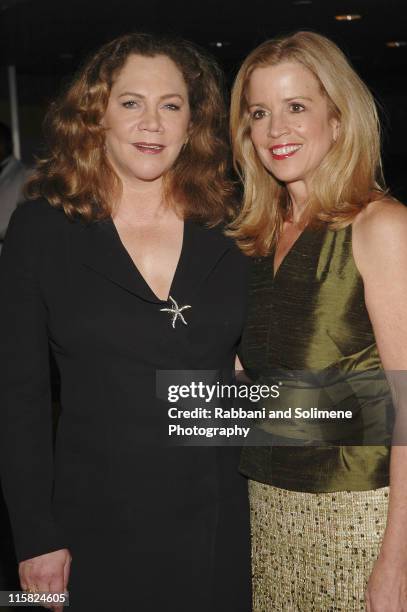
[160,296,191,329]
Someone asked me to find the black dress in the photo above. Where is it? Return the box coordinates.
[0,199,251,612]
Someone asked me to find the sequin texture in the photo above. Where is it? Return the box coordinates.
[249,481,389,611]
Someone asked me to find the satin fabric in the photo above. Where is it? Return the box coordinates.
[240,224,391,492]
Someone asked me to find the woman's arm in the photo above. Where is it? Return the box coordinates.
[353,198,407,612]
[0,203,70,602]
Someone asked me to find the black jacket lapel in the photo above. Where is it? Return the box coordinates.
[171,220,232,302]
[73,217,233,305]
[74,217,163,304]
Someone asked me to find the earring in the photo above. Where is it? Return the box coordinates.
[333,123,340,143]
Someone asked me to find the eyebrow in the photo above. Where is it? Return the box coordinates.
[248,96,313,108]
[118,92,185,101]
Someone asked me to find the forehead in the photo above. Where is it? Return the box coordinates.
[248,61,322,99]
[112,53,188,93]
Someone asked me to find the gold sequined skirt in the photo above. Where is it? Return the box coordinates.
[249,480,389,612]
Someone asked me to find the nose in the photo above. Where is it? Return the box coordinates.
[267,112,289,139]
[137,106,162,132]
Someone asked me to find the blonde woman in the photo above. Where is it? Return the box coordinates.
[229,31,407,611]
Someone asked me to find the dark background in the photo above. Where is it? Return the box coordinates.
[0,0,406,199]
[0,0,406,598]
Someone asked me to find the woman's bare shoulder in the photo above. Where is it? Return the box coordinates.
[353,195,407,237]
[352,195,407,272]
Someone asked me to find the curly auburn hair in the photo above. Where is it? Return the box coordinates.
[26,32,235,224]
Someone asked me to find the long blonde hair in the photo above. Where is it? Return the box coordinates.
[228,31,386,256]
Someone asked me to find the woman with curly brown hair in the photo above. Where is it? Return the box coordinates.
[0,33,251,612]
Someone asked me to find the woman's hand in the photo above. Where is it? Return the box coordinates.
[19,548,71,612]
[366,553,407,611]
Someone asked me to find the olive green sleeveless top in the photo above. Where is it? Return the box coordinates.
[240,224,391,492]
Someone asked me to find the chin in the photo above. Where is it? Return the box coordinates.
[133,173,166,183]
[269,170,301,184]
[268,162,306,181]
[128,165,171,183]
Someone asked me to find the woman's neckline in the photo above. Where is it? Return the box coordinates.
[108,216,187,303]
[272,225,310,281]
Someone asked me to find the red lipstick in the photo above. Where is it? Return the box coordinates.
[270,143,303,160]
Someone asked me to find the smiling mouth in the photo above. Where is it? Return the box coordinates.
[270,144,303,160]
[133,142,165,154]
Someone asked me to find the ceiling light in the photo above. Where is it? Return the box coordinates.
[335,14,362,21]
[386,41,407,48]
[209,41,231,48]
[293,1,313,5]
